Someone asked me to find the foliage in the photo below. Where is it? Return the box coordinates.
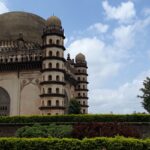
[0,137,149,150]
[138,77,150,113]
[72,122,141,139]
[0,114,150,124]
[16,123,72,138]
[68,99,81,114]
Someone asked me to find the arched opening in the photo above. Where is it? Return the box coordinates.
[56,39,60,45]
[48,88,52,94]
[56,100,59,106]
[78,93,81,97]
[56,63,59,69]
[49,63,52,68]
[56,88,59,94]
[83,109,85,114]
[77,77,80,81]
[56,75,60,81]
[49,39,52,44]
[42,101,44,106]
[49,51,52,56]
[0,87,10,116]
[48,75,52,81]
[56,51,60,57]
[83,101,85,105]
[47,100,51,106]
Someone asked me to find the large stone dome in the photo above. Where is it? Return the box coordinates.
[0,11,46,44]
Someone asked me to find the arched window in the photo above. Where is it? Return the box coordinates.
[42,101,44,106]
[16,57,18,62]
[56,51,60,57]
[56,88,59,94]
[83,109,85,114]
[83,85,85,89]
[56,63,59,69]
[56,75,60,81]
[49,39,52,44]
[78,93,81,96]
[83,93,85,96]
[47,100,51,106]
[78,69,80,73]
[83,101,85,105]
[56,100,59,106]
[49,63,52,68]
[48,88,52,94]
[48,75,52,81]
[56,39,60,45]
[43,88,45,94]
[49,51,52,56]
[0,87,10,116]
[77,77,80,81]
[5,58,8,63]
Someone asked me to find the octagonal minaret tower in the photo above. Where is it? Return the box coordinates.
[40,16,66,115]
[75,53,89,114]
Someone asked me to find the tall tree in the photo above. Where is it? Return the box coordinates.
[68,99,81,114]
[138,77,150,113]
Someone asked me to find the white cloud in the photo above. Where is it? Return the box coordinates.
[0,0,9,14]
[67,37,124,88]
[89,70,150,114]
[102,1,136,23]
[66,1,150,114]
[112,25,134,49]
[88,23,109,33]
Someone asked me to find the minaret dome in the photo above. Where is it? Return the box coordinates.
[46,16,62,27]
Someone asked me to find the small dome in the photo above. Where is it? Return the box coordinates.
[46,16,62,27]
[75,53,85,63]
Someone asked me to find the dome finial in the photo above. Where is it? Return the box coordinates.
[67,53,71,60]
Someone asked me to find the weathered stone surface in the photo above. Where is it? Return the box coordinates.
[0,11,46,44]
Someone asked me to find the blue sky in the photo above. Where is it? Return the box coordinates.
[1,0,150,114]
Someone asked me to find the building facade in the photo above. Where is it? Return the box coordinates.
[0,11,89,116]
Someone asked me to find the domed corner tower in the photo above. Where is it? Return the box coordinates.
[75,53,89,114]
[40,16,66,115]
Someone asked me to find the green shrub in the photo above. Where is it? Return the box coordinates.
[0,114,150,124]
[15,123,73,138]
[0,137,149,150]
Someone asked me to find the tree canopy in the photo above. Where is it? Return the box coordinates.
[138,77,150,113]
[68,99,81,114]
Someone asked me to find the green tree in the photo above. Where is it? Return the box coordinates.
[138,77,150,113]
[68,98,81,114]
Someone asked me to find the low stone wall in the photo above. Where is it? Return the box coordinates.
[0,122,149,138]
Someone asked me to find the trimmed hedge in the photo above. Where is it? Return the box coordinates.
[0,114,150,124]
[72,122,141,139]
[0,137,149,150]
